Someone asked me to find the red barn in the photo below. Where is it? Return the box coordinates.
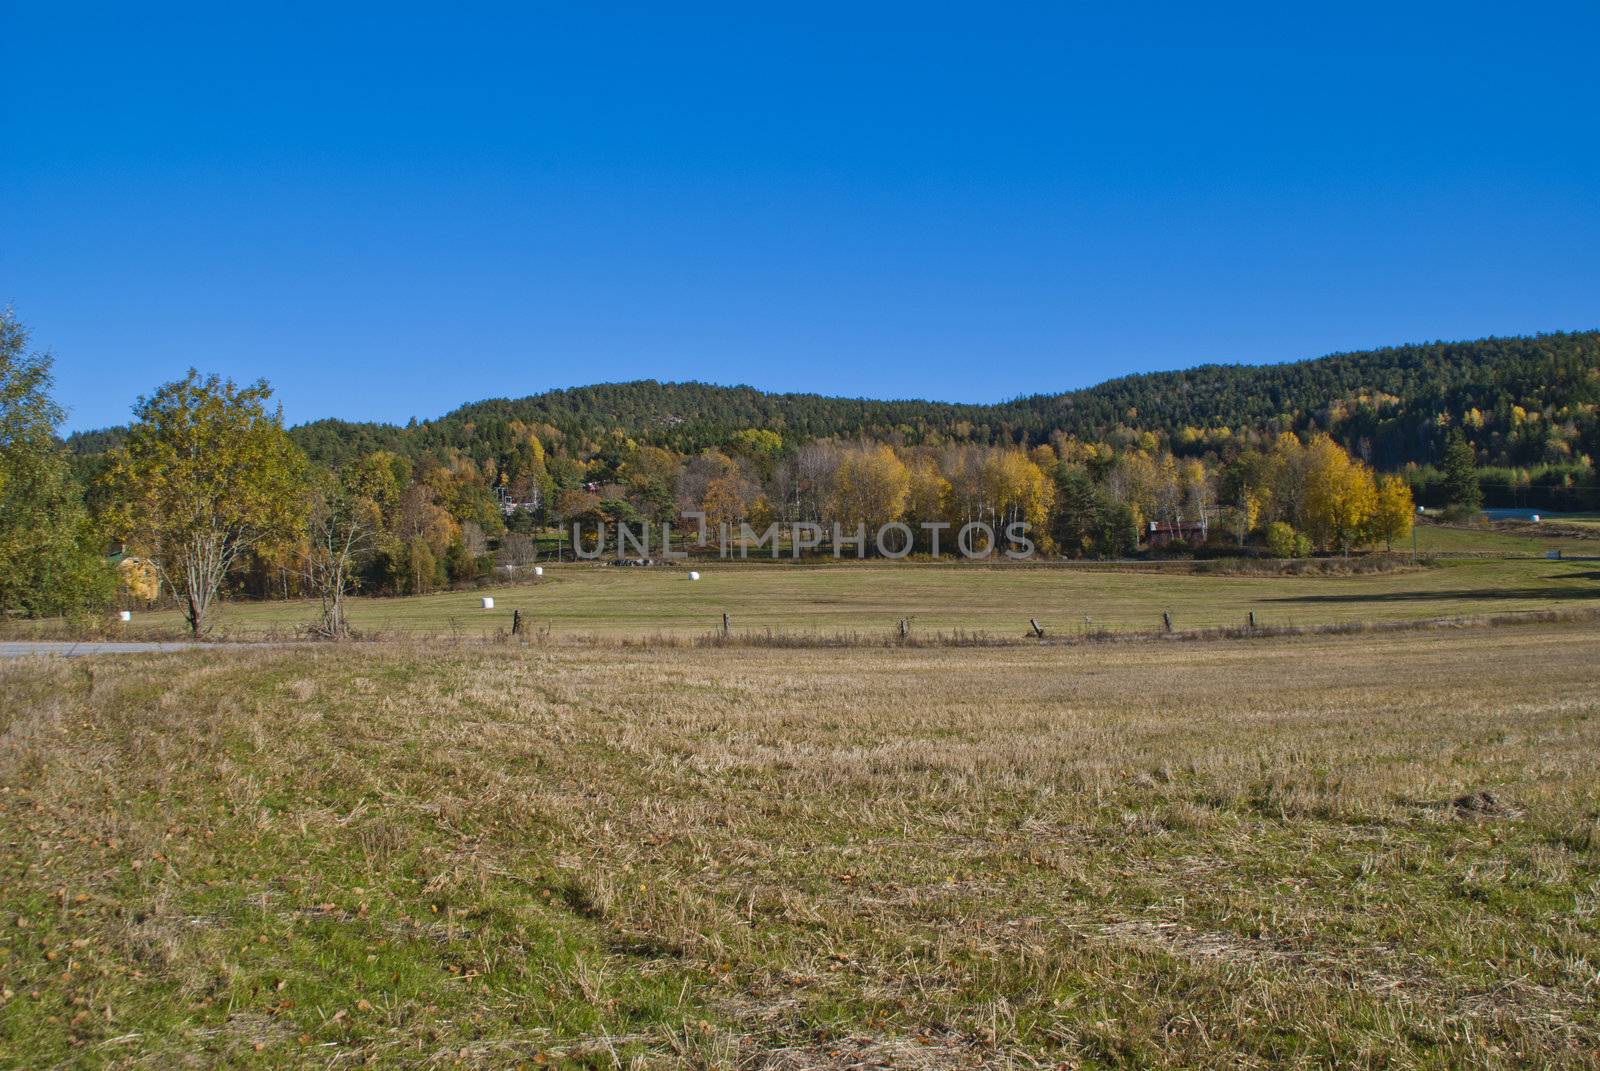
[1146,519,1208,548]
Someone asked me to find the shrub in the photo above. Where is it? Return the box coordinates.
[1266,521,1298,558]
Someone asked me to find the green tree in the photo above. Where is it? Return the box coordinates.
[442,540,476,584]
[1265,521,1299,559]
[343,450,409,519]
[404,536,439,594]
[1052,467,1137,559]
[728,428,783,480]
[1218,450,1274,546]
[1440,430,1482,515]
[0,311,114,618]
[100,372,308,636]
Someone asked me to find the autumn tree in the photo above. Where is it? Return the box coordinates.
[700,476,749,531]
[937,444,987,527]
[117,557,160,602]
[498,423,552,510]
[679,450,755,530]
[1369,474,1415,551]
[620,444,680,522]
[1302,434,1378,554]
[1178,458,1213,534]
[0,310,113,617]
[904,456,952,550]
[344,451,409,520]
[1105,450,1163,531]
[829,444,910,536]
[786,440,843,523]
[100,372,308,636]
[980,449,1056,553]
[421,456,504,539]
[1267,432,1310,531]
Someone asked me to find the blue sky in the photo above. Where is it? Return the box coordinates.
[4,3,1597,432]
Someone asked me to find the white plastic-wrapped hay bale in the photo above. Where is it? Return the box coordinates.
[688,570,701,581]
[533,566,544,576]
[118,610,132,623]
[1531,514,1541,522]
[481,596,495,609]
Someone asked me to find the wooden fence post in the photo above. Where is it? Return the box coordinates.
[1162,611,1173,633]
[722,612,730,637]
[1247,610,1256,630]
[512,609,523,636]
[1029,618,1046,639]
[898,618,910,640]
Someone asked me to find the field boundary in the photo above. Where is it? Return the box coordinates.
[7,606,1596,656]
[422,604,1600,651]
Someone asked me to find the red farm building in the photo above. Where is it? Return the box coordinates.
[1145,518,1208,548]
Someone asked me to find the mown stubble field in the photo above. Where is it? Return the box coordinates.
[2,623,1599,1068]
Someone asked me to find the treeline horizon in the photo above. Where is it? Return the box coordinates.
[66,328,1600,522]
[4,311,1597,630]
[64,330,1599,472]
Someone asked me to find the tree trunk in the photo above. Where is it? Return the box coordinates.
[327,563,349,638]
[177,532,228,638]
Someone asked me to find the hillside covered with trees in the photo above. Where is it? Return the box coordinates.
[265,330,1600,471]
[261,331,1600,521]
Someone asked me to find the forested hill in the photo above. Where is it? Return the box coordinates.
[1028,331,1600,466]
[75,331,1600,471]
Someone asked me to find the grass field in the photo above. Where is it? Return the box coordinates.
[1412,521,1597,556]
[2,622,1598,1067]
[46,552,1600,641]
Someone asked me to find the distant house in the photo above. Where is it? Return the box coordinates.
[104,542,161,601]
[118,557,161,601]
[1146,518,1208,548]
[495,485,541,516]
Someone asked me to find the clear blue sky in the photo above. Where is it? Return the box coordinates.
[4,3,1597,433]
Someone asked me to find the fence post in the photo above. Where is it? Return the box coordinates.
[1029,618,1046,639]
[512,609,523,636]
[1162,611,1173,633]
[722,612,730,637]
[1247,610,1256,631]
[898,618,910,640]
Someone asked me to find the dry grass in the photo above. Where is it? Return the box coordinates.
[2,621,1599,1068]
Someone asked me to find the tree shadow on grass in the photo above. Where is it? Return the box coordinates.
[1267,584,1600,605]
